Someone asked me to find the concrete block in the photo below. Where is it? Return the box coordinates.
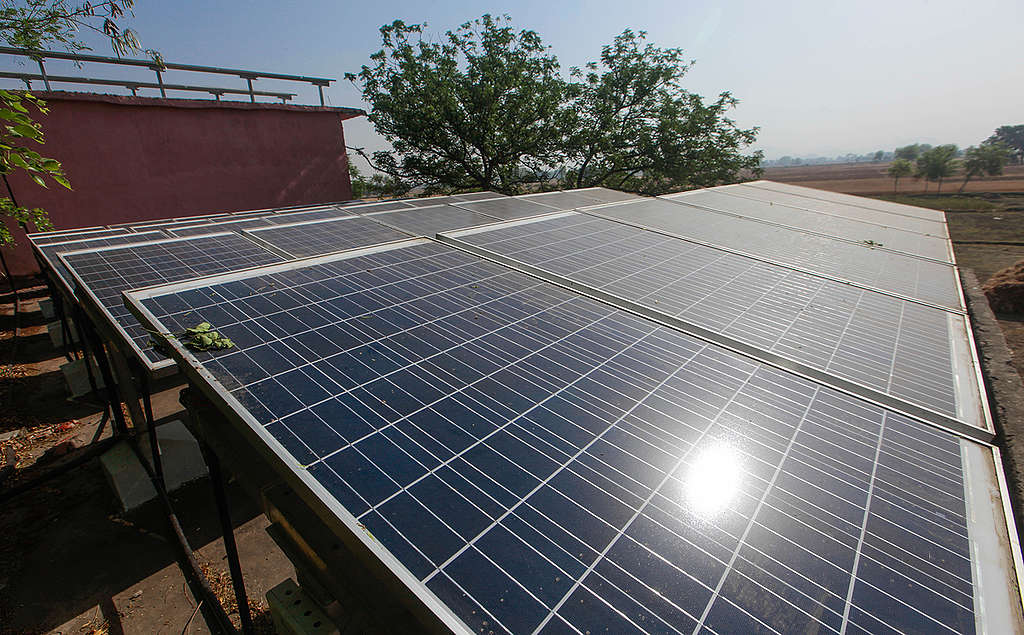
[47,319,78,349]
[267,578,339,635]
[39,297,55,320]
[60,357,105,398]
[99,420,208,511]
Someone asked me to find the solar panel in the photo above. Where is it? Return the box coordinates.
[573,187,643,204]
[35,230,166,297]
[60,232,284,368]
[519,191,618,210]
[167,216,276,237]
[666,189,952,263]
[126,239,1018,635]
[29,227,133,245]
[403,196,466,208]
[360,205,502,236]
[745,181,946,222]
[441,213,984,428]
[265,205,356,225]
[245,216,411,258]
[452,191,507,202]
[453,197,558,220]
[725,184,947,235]
[131,216,236,232]
[592,198,962,312]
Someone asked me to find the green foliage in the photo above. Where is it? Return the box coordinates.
[347,16,761,195]
[894,143,931,161]
[986,125,1024,165]
[914,144,958,193]
[0,0,139,55]
[0,1,145,246]
[0,89,69,244]
[348,159,368,198]
[562,30,761,195]
[886,158,913,192]
[180,322,234,352]
[959,142,1010,192]
[346,15,574,194]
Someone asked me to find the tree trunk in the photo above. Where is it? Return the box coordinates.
[893,177,898,193]
[959,175,970,193]
[937,177,943,194]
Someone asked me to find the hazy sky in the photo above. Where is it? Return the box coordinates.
[6,0,1021,164]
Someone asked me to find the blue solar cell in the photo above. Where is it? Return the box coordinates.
[246,216,411,258]
[447,212,967,420]
[60,233,284,366]
[127,240,993,634]
[36,230,166,295]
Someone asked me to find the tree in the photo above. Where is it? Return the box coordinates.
[561,30,761,195]
[915,144,958,193]
[346,15,575,194]
[347,17,762,196]
[873,150,885,162]
[0,1,143,246]
[894,143,932,161]
[959,143,1010,192]
[348,159,369,198]
[987,125,1024,165]
[887,158,913,192]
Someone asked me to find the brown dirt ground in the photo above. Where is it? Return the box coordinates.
[764,161,1024,195]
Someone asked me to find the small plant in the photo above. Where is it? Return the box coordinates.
[148,322,233,355]
[863,239,884,248]
[181,322,234,352]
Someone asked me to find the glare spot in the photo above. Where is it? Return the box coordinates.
[684,444,743,518]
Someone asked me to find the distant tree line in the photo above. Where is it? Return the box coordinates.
[764,151,893,167]
[345,15,762,196]
[885,125,1021,193]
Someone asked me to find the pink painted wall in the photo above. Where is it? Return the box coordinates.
[2,92,363,275]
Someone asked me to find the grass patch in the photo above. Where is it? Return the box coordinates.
[871,194,999,212]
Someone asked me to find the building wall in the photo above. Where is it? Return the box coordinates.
[2,92,361,275]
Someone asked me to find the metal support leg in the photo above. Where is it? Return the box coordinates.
[133,359,165,488]
[318,84,325,106]
[81,320,130,436]
[196,432,254,634]
[36,59,51,91]
[246,78,255,103]
[155,68,167,98]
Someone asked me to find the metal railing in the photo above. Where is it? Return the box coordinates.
[0,46,335,105]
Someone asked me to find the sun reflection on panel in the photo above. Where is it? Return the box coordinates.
[684,443,744,519]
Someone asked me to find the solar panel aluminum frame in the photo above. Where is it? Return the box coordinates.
[437,217,994,443]
[58,231,280,378]
[121,237,1024,634]
[31,230,167,302]
[123,237,475,635]
[661,190,956,266]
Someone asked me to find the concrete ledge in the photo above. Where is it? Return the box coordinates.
[961,269,1024,541]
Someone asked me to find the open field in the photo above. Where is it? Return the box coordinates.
[764,161,1024,195]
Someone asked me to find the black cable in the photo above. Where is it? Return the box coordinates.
[126,435,238,635]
